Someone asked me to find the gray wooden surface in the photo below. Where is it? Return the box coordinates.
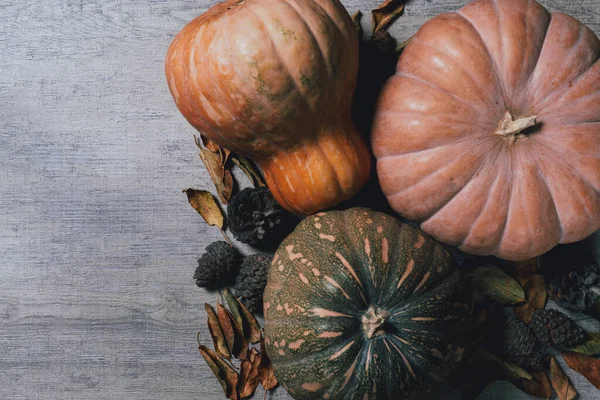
[1,0,599,399]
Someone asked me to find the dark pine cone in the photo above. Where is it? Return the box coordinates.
[530,309,586,349]
[549,262,600,311]
[193,241,242,289]
[500,317,546,371]
[234,254,273,313]
[227,187,294,248]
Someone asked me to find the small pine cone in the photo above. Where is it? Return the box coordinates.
[234,254,273,313]
[548,262,600,311]
[193,241,242,289]
[530,309,586,349]
[500,317,546,371]
[227,187,294,248]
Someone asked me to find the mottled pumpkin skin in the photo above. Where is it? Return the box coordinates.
[372,0,600,261]
[165,0,371,215]
[263,208,474,400]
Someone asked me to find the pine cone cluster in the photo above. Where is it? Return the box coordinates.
[193,241,243,289]
[530,309,586,349]
[234,254,273,313]
[548,262,600,311]
[499,317,546,371]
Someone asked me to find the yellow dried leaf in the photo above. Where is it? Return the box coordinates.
[550,357,577,400]
[183,189,224,229]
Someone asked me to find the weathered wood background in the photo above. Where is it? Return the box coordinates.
[1,0,599,398]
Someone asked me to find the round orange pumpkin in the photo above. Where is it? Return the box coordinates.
[372,0,600,261]
[165,0,371,215]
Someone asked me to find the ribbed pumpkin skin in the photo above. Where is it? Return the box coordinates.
[165,0,371,214]
[372,0,600,261]
[263,208,473,400]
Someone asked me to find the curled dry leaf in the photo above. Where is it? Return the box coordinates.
[200,134,222,154]
[550,357,577,400]
[200,149,233,204]
[217,304,236,355]
[563,352,600,389]
[569,332,600,356]
[195,136,233,204]
[222,303,249,360]
[238,347,262,398]
[512,371,554,399]
[372,0,406,34]
[205,304,230,359]
[514,275,547,324]
[237,299,262,344]
[258,337,278,391]
[198,345,239,400]
[231,155,265,188]
[183,189,224,229]
[468,265,526,305]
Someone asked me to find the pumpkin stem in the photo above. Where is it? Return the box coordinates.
[494,111,537,143]
[362,306,390,339]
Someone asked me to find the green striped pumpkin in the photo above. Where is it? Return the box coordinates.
[263,208,474,399]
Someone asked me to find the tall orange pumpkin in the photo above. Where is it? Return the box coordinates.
[372,0,600,261]
[165,0,371,214]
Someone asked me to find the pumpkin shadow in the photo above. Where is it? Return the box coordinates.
[351,34,400,143]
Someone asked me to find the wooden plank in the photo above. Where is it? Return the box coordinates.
[0,0,598,398]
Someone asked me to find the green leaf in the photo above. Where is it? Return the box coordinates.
[222,288,262,344]
[568,332,600,355]
[474,348,532,381]
[469,265,526,305]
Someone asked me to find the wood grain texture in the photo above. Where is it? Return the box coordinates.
[0,0,598,399]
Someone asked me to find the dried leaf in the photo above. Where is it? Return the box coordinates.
[222,288,262,344]
[183,189,224,229]
[550,357,577,400]
[372,0,406,34]
[474,348,532,381]
[568,332,600,355]
[511,258,539,287]
[514,275,547,324]
[222,303,249,360]
[200,134,222,154]
[199,149,233,204]
[198,345,239,400]
[468,265,526,305]
[563,352,600,389]
[512,371,554,399]
[231,155,265,187]
[205,304,230,359]
[258,338,278,391]
[238,348,262,398]
[238,299,262,344]
[217,304,236,355]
